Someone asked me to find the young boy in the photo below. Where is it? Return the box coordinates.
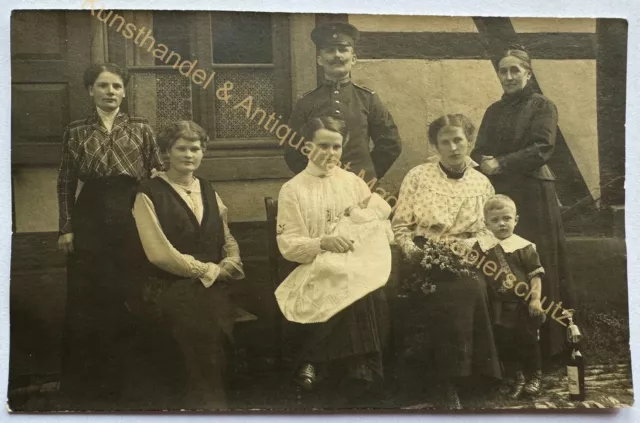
[477,194,546,398]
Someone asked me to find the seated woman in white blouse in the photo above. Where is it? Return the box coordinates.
[132,120,244,410]
[392,114,501,410]
[277,117,389,407]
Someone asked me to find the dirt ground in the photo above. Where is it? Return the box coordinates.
[7,301,633,412]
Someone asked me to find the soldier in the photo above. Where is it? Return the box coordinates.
[285,22,402,182]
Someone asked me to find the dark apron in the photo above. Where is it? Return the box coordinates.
[60,175,143,410]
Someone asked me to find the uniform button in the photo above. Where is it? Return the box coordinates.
[335,100,340,104]
[334,90,339,94]
[335,110,341,114]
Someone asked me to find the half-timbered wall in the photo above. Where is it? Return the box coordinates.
[9,12,627,384]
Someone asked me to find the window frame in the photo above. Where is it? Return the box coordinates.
[118,11,292,153]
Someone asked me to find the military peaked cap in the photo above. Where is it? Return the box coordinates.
[311,22,360,48]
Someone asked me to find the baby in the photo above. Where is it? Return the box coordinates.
[275,193,393,324]
[476,194,545,398]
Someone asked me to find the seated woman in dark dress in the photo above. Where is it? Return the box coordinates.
[132,121,244,410]
[392,114,501,409]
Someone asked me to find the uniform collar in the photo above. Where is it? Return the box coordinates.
[322,77,352,89]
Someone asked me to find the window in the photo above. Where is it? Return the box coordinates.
[152,11,190,66]
[212,12,272,64]
[120,11,291,147]
[210,12,276,140]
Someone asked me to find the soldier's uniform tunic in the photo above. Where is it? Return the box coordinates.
[285,80,402,181]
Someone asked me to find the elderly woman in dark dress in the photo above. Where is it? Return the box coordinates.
[57,63,163,409]
[472,46,575,358]
[392,114,501,409]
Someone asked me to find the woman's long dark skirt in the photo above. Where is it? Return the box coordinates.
[285,289,389,383]
[59,176,143,410]
[421,272,502,380]
[127,278,235,411]
[490,174,576,357]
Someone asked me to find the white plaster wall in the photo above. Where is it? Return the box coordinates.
[349,15,478,33]
[511,18,596,33]
[354,57,600,201]
[533,59,600,198]
[353,59,503,193]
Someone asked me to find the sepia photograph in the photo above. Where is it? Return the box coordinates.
[8,5,631,413]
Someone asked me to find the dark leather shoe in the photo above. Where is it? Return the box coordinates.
[524,371,542,396]
[295,363,316,391]
[444,383,462,410]
[499,377,514,396]
[510,371,526,400]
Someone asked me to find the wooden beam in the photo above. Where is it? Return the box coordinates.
[289,14,317,102]
[357,32,487,60]
[519,33,596,60]
[196,155,293,181]
[192,11,215,136]
[354,24,596,61]
[473,16,517,66]
[596,18,627,207]
[89,10,108,63]
[272,13,293,121]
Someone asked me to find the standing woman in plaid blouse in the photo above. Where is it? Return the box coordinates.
[56,63,163,409]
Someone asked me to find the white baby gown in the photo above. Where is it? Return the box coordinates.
[275,193,393,324]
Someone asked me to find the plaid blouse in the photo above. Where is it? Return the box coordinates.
[57,111,164,234]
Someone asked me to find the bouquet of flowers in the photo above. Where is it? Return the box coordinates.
[401,236,477,296]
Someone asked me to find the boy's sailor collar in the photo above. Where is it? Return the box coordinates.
[477,233,535,253]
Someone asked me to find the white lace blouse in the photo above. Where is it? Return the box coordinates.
[276,161,372,264]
